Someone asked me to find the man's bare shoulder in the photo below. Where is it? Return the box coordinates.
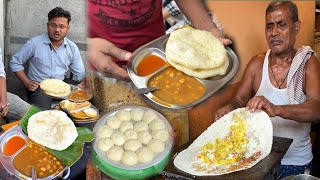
[305,54,320,73]
[246,53,266,71]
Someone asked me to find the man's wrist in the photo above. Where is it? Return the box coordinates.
[24,80,31,88]
[275,106,281,117]
[230,98,244,109]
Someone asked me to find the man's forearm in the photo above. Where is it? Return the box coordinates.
[14,71,31,88]
[275,100,320,123]
[175,0,219,33]
[0,77,7,103]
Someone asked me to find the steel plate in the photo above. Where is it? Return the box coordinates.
[128,34,239,109]
[0,125,69,180]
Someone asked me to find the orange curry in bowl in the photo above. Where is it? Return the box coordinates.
[148,66,206,105]
[68,88,92,102]
[136,54,167,76]
[13,142,65,178]
[3,136,26,156]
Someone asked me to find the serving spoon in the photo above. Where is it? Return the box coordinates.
[32,166,37,180]
[135,87,159,95]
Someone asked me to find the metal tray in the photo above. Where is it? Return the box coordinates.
[128,34,239,109]
[0,125,69,180]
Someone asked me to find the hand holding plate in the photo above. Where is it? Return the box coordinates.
[87,38,132,81]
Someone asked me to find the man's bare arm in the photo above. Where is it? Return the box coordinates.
[275,55,320,123]
[14,70,39,91]
[0,77,6,103]
[215,56,262,119]
[175,0,232,45]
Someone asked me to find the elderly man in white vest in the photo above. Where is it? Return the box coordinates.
[215,1,320,178]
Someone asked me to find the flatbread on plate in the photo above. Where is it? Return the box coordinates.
[27,110,78,151]
[40,79,71,98]
[166,27,228,78]
[173,108,273,176]
[167,57,229,79]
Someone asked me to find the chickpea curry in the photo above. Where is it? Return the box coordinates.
[13,142,65,178]
[148,66,206,105]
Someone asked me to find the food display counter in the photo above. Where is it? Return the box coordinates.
[0,118,293,180]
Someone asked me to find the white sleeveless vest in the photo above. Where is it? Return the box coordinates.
[255,50,312,165]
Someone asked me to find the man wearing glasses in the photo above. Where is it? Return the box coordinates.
[10,7,86,110]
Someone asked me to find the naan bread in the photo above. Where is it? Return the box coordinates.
[166,27,228,78]
[27,110,78,151]
[174,108,273,176]
[40,79,71,97]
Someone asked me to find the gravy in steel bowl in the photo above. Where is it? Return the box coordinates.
[13,142,65,178]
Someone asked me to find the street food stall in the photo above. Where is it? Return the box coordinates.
[0,1,317,179]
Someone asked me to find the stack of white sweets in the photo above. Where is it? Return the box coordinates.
[95,108,170,166]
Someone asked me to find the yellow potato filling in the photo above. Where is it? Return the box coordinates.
[198,115,248,165]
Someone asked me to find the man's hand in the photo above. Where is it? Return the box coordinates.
[87,38,133,81]
[0,102,9,117]
[77,78,87,89]
[210,29,232,46]
[246,96,278,117]
[215,103,235,120]
[26,81,40,91]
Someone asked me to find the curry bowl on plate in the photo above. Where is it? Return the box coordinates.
[67,87,93,102]
[0,125,70,179]
[92,106,174,180]
[0,106,94,179]
[127,34,239,109]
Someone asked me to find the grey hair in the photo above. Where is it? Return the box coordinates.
[266,1,299,23]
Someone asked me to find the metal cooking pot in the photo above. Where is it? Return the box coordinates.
[292,174,319,180]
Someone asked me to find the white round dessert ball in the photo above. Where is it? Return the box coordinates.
[133,121,148,132]
[147,139,165,154]
[121,151,138,166]
[151,129,169,142]
[123,129,137,140]
[107,146,124,162]
[137,130,152,145]
[97,138,114,152]
[124,139,142,152]
[130,108,144,121]
[106,116,121,129]
[115,110,131,121]
[141,110,158,124]
[111,130,126,146]
[97,125,113,139]
[136,147,154,163]
[148,118,166,131]
[119,121,133,133]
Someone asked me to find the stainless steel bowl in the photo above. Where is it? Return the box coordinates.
[292,174,319,180]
